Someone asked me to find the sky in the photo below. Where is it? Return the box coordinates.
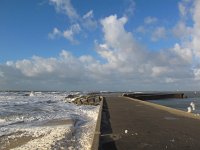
[0,0,200,91]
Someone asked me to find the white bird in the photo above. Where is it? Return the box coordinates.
[187,106,192,113]
[190,102,195,111]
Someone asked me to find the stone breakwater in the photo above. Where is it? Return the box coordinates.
[65,95,104,106]
[122,92,185,100]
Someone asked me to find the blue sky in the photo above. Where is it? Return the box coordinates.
[0,0,200,91]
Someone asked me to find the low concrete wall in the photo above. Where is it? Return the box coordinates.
[91,97,104,150]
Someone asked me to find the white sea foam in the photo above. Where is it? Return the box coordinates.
[0,118,6,123]
[0,91,100,150]
[11,125,74,150]
[29,91,34,97]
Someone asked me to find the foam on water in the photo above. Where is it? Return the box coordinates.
[0,91,100,150]
[0,118,6,123]
[11,124,74,150]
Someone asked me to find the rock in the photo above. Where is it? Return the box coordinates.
[71,95,103,106]
[65,94,76,99]
[125,130,128,134]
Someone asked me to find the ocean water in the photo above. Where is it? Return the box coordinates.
[0,91,100,150]
[149,91,200,114]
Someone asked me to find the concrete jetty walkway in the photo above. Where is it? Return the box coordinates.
[99,96,200,150]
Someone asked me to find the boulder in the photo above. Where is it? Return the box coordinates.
[71,95,103,106]
[65,94,76,99]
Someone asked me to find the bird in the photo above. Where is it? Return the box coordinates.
[190,102,195,111]
[187,106,192,113]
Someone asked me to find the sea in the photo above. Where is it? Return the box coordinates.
[0,91,100,150]
[149,91,200,114]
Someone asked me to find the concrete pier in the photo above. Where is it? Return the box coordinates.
[99,96,200,150]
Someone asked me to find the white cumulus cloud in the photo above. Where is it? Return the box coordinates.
[191,0,200,58]
[144,16,158,24]
[124,0,136,17]
[151,26,167,41]
[82,10,97,30]
[171,43,193,63]
[48,27,62,39]
[49,0,79,21]
[49,24,81,43]
[63,24,81,43]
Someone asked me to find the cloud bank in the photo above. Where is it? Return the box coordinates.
[1,0,200,91]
